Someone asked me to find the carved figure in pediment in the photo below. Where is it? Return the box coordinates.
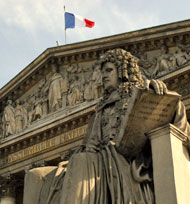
[68,76,81,106]
[46,64,67,112]
[0,117,3,139]
[174,44,190,67]
[26,94,36,124]
[78,70,86,100]
[2,100,15,137]
[15,100,27,134]
[38,79,48,116]
[92,62,103,99]
[84,79,93,101]
[22,100,28,129]
[153,45,176,76]
[41,95,48,116]
[67,64,80,83]
[137,53,153,69]
[33,92,43,121]
[137,52,156,78]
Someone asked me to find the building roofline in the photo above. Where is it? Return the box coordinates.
[1,19,190,99]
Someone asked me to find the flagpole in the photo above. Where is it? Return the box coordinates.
[64,5,66,45]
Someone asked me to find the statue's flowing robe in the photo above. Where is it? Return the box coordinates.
[15,104,25,133]
[23,90,190,204]
[3,105,15,136]
[48,73,64,111]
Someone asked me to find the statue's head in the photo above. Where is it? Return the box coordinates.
[7,100,12,105]
[16,99,20,105]
[176,44,185,52]
[160,44,168,54]
[51,64,57,73]
[98,49,143,94]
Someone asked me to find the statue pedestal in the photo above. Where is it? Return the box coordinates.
[148,124,190,204]
[0,196,15,204]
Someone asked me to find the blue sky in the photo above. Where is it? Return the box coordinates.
[0,0,190,88]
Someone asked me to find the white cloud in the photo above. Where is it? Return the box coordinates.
[0,0,102,36]
[0,0,160,49]
[0,0,63,34]
[110,5,160,32]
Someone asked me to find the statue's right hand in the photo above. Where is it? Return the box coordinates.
[145,79,168,95]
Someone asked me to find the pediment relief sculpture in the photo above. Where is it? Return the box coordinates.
[43,64,68,112]
[174,44,190,67]
[1,99,28,138]
[0,61,104,139]
[15,99,27,134]
[2,100,16,137]
[24,48,190,204]
[92,61,103,99]
[0,116,3,139]
[139,43,190,78]
[2,43,190,139]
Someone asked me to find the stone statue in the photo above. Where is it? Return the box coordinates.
[83,79,94,101]
[27,94,36,125]
[46,64,66,112]
[33,93,43,121]
[39,78,49,117]
[2,100,15,137]
[24,49,190,204]
[21,99,28,128]
[15,100,27,134]
[92,62,103,99]
[68,76,81,106]
[174,44,190,67]
[137,52,157,78]
[153,45,176,76]
[0,116,3,139]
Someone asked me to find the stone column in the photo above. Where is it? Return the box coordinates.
[0,175,16,204]
[147,124,190,204]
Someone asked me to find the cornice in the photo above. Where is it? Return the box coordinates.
[158,65,190,103]
[147,123,188,144]
[158,65,190,82]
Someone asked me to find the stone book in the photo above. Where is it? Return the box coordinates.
[115,87,181,158]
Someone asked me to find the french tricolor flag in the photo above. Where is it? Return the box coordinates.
[65,12,95,29]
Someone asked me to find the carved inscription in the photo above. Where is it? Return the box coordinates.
[7,124,88,164]
[135,97,174,124]
[61,126,87,143]
[8,138,56,163]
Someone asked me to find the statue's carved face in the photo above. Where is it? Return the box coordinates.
[52,65,57,73]
[102,62,119,90]
[7,100,12,105]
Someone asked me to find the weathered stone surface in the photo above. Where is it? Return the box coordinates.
[148,124,190,204]
[116,88,180,157]
[23,49,190,204]
[1,20,190,203]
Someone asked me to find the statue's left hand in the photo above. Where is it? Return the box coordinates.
[144,79,168,95]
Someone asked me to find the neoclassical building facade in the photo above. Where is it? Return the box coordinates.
[1,19,190,203]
